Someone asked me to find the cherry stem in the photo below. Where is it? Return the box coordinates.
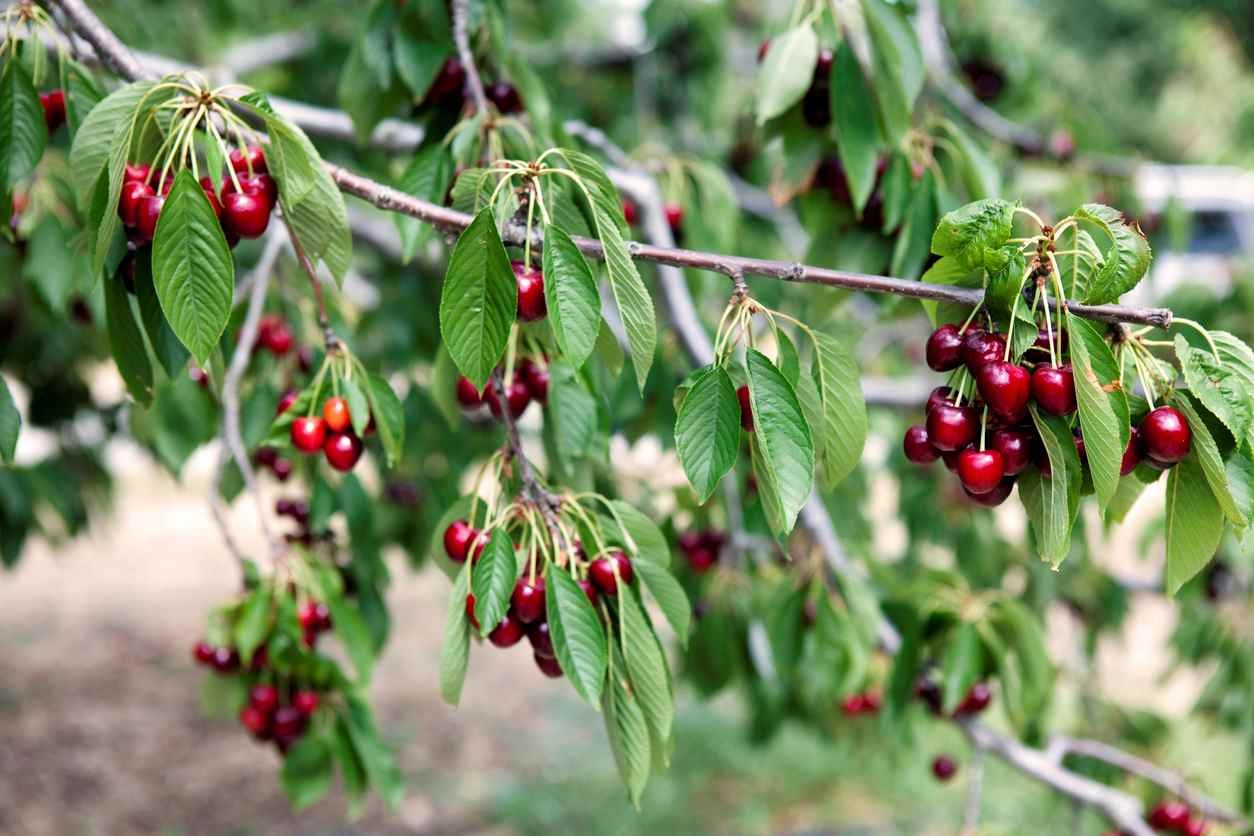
[282,215,337,352]
[1171,317,1222,364]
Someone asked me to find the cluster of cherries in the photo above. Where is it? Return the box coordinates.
[116,145,277,248]
[676,529,726,573]
[40,88,65,133]
[420,57,525,116]
[443,519,636,679]
[237,681,322,755]
[1139,801,1209,836]
[914,678,993,784]
[288,393,368,473]
[903,322,1193,506]
[456,356,550,421]
[620,197,686,242]
[275,496,333,548]
[840,689,882,717]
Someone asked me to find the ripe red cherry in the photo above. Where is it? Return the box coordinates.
[534,652,563,678]
[1120,427,1142,476]
[1032,327,1068,355]
[687,547,718,572]
[841,694,865,716]
[425,57,466,102]
[622,198,638,226]
[962,329,1006,371]
[229,145,268,175]
[965,477,1015,506]
[486,80,524,114]
[1139,407,1191,464]
[322,397,351,432]
[293,690,319,716]
[488,613,527,647]
[926,404,977,451]
[290,416,327,453]
[932,755,958,782]
[512,261,547,322]
[1031,364,1077,416]
[124,163,150,183]
[211,646,240,673]
[664,202,684,231]
[977,362,1031,421]
[465,594,480,630]
[323,431,364,472]
[485,379,531,419]
[527,620,555,658]
[577,578,599,606]
[239,705,270,737]
[990,428,1033,476]
[925,324,965,371]
[271,458,293,481]
[193,640,216,665]
[136,195,165,241]
[443,519,477,563]
[118,181,154,227]
[520,359,549,404]
[1182,817,1208,836]
[198,176,223,219]
[249,684,279,714]
[903,425,940,464]
[455,376,484,409]
[1147,801,1191,830]
[955,681,992,715]
[926,386,958,414]
[589,551,634,595]
[737,384,754,431]
[957,449,1005,495]
[511,575,546,624]
[275,389,298,416]
[263,320,293,355]
[272,706,307,739]
[40,89,66,132]
[221,172,277,206]
[223,191,271,239]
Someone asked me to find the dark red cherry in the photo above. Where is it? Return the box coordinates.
[990,428,1033,476]
[577,578,599,606]
[465,594,480,630]
[136,195,165,241]
[687,547,718,572]
[193,640,216,666]
[964,477,1015,506]
[1138,407,1191,464]
[239,705,270,737]
[926,386,959,414]
[40,89,66,133]
[486,80,524,114]
[589,550,634,595]
[903,425,940,464]
[955,682,992,715]
[1031,364,1077,416]
[977,362,1031,421]
[293,690,319,716]
[323,431,363,472]
[272,706,306,739]
[221,173,277,207]
[228,145,268,175]
[513,261,547,322]
[443,519,477,563]
[124,163,151,183]
[1182,817,1208,836]
[737,384,754,431]
[118,180,154,227]
[488,613,527,648]
[223,191,271,239]
[957,449,1005,495]
[622,198,638,226]
[925,324,965,371]
[1031,327,1067,355]
[485,379,531,420]
[211,646,240,673]
[275,389,298,416]
[534,651,563,678]
[249,684,279,714]
[527,620,555,658]
[932,755,958,782]
[198,176,223,219]
[1120,427,1142,476]
[961,329,1006,372]
[520,359,549,404]
[664,202,683,231]
[290,416,327,453]
[926,404,978,451]
[1147,802,1191,830]
[511,575,546,624]
[271,458,293,481]
[942,448,965,473]
[456,376,484,409]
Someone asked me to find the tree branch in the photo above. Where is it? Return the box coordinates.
[450,0,489,115]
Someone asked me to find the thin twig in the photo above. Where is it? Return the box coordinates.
[489,369,565,550]
[962,749,985,834]
[451,0,489,115]
[280,214,337,351]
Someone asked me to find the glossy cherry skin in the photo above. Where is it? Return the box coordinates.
[841,694,866,716]
[1182,817,1208,836]
[124,163,151,183]
[1139,406,1191,464]
[323,431,364,472]
[456,376,483,409]
[249,684,280,714]
[990,428,1033,476]
[322,397,351,432]
[293,690,320,716]
[487,80,524,114]
[136,195,165,241]
[488,613,527,648]
[118,180,154,227]
[925,324,965,371]
[229,145,268,175]
[41,89,66,132]
[664,202,683,231]
[444,520,476,563]
[932,755,958,782]
[534,651,563,678]
[272,706,307,739]
[425,57,466,101]
[263,320,293,355]
[737,385,754,431]
[1120,427,1142,476]
[926,404,978,451]
[1031,364,1077,416]
[511,575,546,624]
[957,449,1005,495]
[903,425,940,464]
[275,389,299,416]
[577,578,599,606]
[520,359,549,404]
[954,682,992,715]
[926,386,959,414]
[239,705,270,737]
[964,477,1015,506]
[211,646,240,673]
[977,361,1031,421]
[484,379,531,420]
[688,547,718,572]
[271,458,293,481]
[527,620,555,658]
[961,329,1005,371]
[221,173,277,207]
[513,261,547,322]
[622,198,638,226]
[290,416,327,453]
[198,176,223,219]
[1147,802,1191,830]
[193,640,216,666]
[223,191,271,239]
[1032,327,1067,355]
[589,550,634,595]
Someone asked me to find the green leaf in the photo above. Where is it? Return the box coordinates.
[341,376,371,439]
[1067,314,1130,509]
[755,24,819,125]
[602,500,669,569]
[919,255,981,325]
[340,695,404,808]
[1164,454,1224,595]
[133,248,190,378]
[59,55,105,138]
[103,269,154,405]
[69,79,158,209]
[440,561,472,705]
[830,44,880,215]
[394,143,453,263]
[542,224,601,369]
[1107,473,1149,524]
[331,715,368,815]
[1020,406,1082,566]
[631,560,691,647]
[394,34,452,97]
[984,247,1027,320]
[329,594,376,684]
[890,172,936,279]
[811,332,867,488]
[1170,392,1246,529]
[942,120,1001,199]
[471,529,516,637]
[152,171,234,365]
[618,584,674,746]
[941,622,983,714]
[675,365,740,502]
[930,198,1015,271]
[233,585,271,665]
[22,217,78,312]
[545,564,607,707]
[278,149,353,284]
[746,349,814,536]
[990,599,1053,726]
[1073,204,1152,305]
[0,376,18,465]
[864,0,924,145]
[364,372,404,467]
[546,361,596,469]
[602,651,651,808]
[0,60,46,188]
[260,115,322,206]
[438,208,515,390]
[1176,334,1254,443]
[1226,443,1254,525]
